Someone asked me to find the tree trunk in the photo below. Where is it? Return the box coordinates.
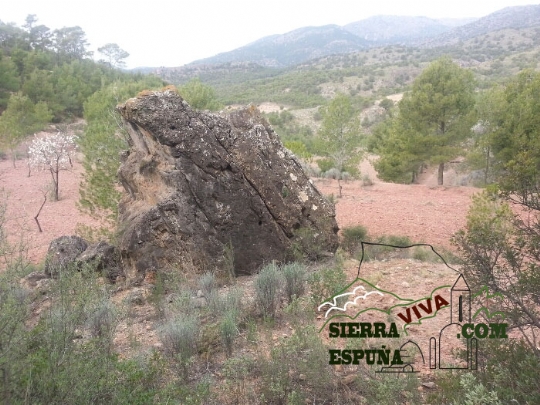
[54,170,59,201]
[484,146,490,185]
[438,163,444,186]
[50,168,59,201]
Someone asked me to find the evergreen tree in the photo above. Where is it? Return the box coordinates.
[318,93,363,175]
[0,50,20,111]
[79,77,164,228]
[375,57,475,185]
[178,78,222,111]
[0,93,52,166]
[97,43,129,69]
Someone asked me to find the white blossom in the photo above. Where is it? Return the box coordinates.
[28,133,77,171]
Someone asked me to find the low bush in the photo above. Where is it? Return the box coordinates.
[341,225,368,254]
[158,315,199,377]
[282,262,307,303]
[259,326,333,404]
[198,271,215,297]
[308,258,347,305]
[220,310,239,357]
[254,262,282,318]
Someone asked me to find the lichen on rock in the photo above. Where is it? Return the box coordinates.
[116,89,338,278]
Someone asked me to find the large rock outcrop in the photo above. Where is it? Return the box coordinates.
[116,89,338,278]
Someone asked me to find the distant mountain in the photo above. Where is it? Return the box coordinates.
[422,4,540,47]
[159,5,539,70]
[189,25,369,67]
[343,15,473,45]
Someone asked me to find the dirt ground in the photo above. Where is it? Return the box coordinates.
[0,154,103,264]
[0,154,477,265]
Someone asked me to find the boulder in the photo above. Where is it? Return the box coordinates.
[76,241,123,281]
[44,235,88,276]
[20,271,49,289]
[116,89,338,278]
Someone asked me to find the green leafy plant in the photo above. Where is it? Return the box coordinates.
[341,225,368,254]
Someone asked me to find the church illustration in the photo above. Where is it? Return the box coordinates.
[378,273,478,373]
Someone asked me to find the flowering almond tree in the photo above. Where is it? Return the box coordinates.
[28,132,77,201]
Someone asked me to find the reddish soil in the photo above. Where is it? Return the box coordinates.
[0,155,103,265]
[314,178,478,250]
[1,155,478,267]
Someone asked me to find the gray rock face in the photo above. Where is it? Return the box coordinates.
[43,236,123,281]
[76,241,122,281]
[116,89,338,277]
[44,235,88,276]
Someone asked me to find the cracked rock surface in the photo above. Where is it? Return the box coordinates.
[116,90,338,278]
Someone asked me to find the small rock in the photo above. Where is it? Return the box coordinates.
[422,381,436,389]
[20,272,49,289]
[36,278,52,294]
[125,288,145,305]
[197,289,203,298]
[401,281,410,288]
[341,374,357,386]
[333,364,343,373]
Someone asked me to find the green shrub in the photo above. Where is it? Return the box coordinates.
[87,299,117,341]
[259,326,333,404]
[282,262,307,303]
[361,235,413,261]
[148,271,167,319]
[477,340,540,404]
[460,373,502,405]
[220,311,239,357]
[158,315,199,377]
[324,167,341,179]
[362,173,374,186]
[341,225,368,254]
[198,271,215,297]
[207,287,243,317]
[254,262,282,318]
[308,259,347,305]
[385,234,413,247]
[316,158,334,173]
[222,354,259,403]
[362,371,422,404]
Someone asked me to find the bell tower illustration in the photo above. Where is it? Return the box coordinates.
[451,274,471,324]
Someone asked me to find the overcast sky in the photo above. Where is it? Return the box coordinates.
[2,1,539,68]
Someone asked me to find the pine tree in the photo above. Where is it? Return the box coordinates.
[375,57,475,185]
